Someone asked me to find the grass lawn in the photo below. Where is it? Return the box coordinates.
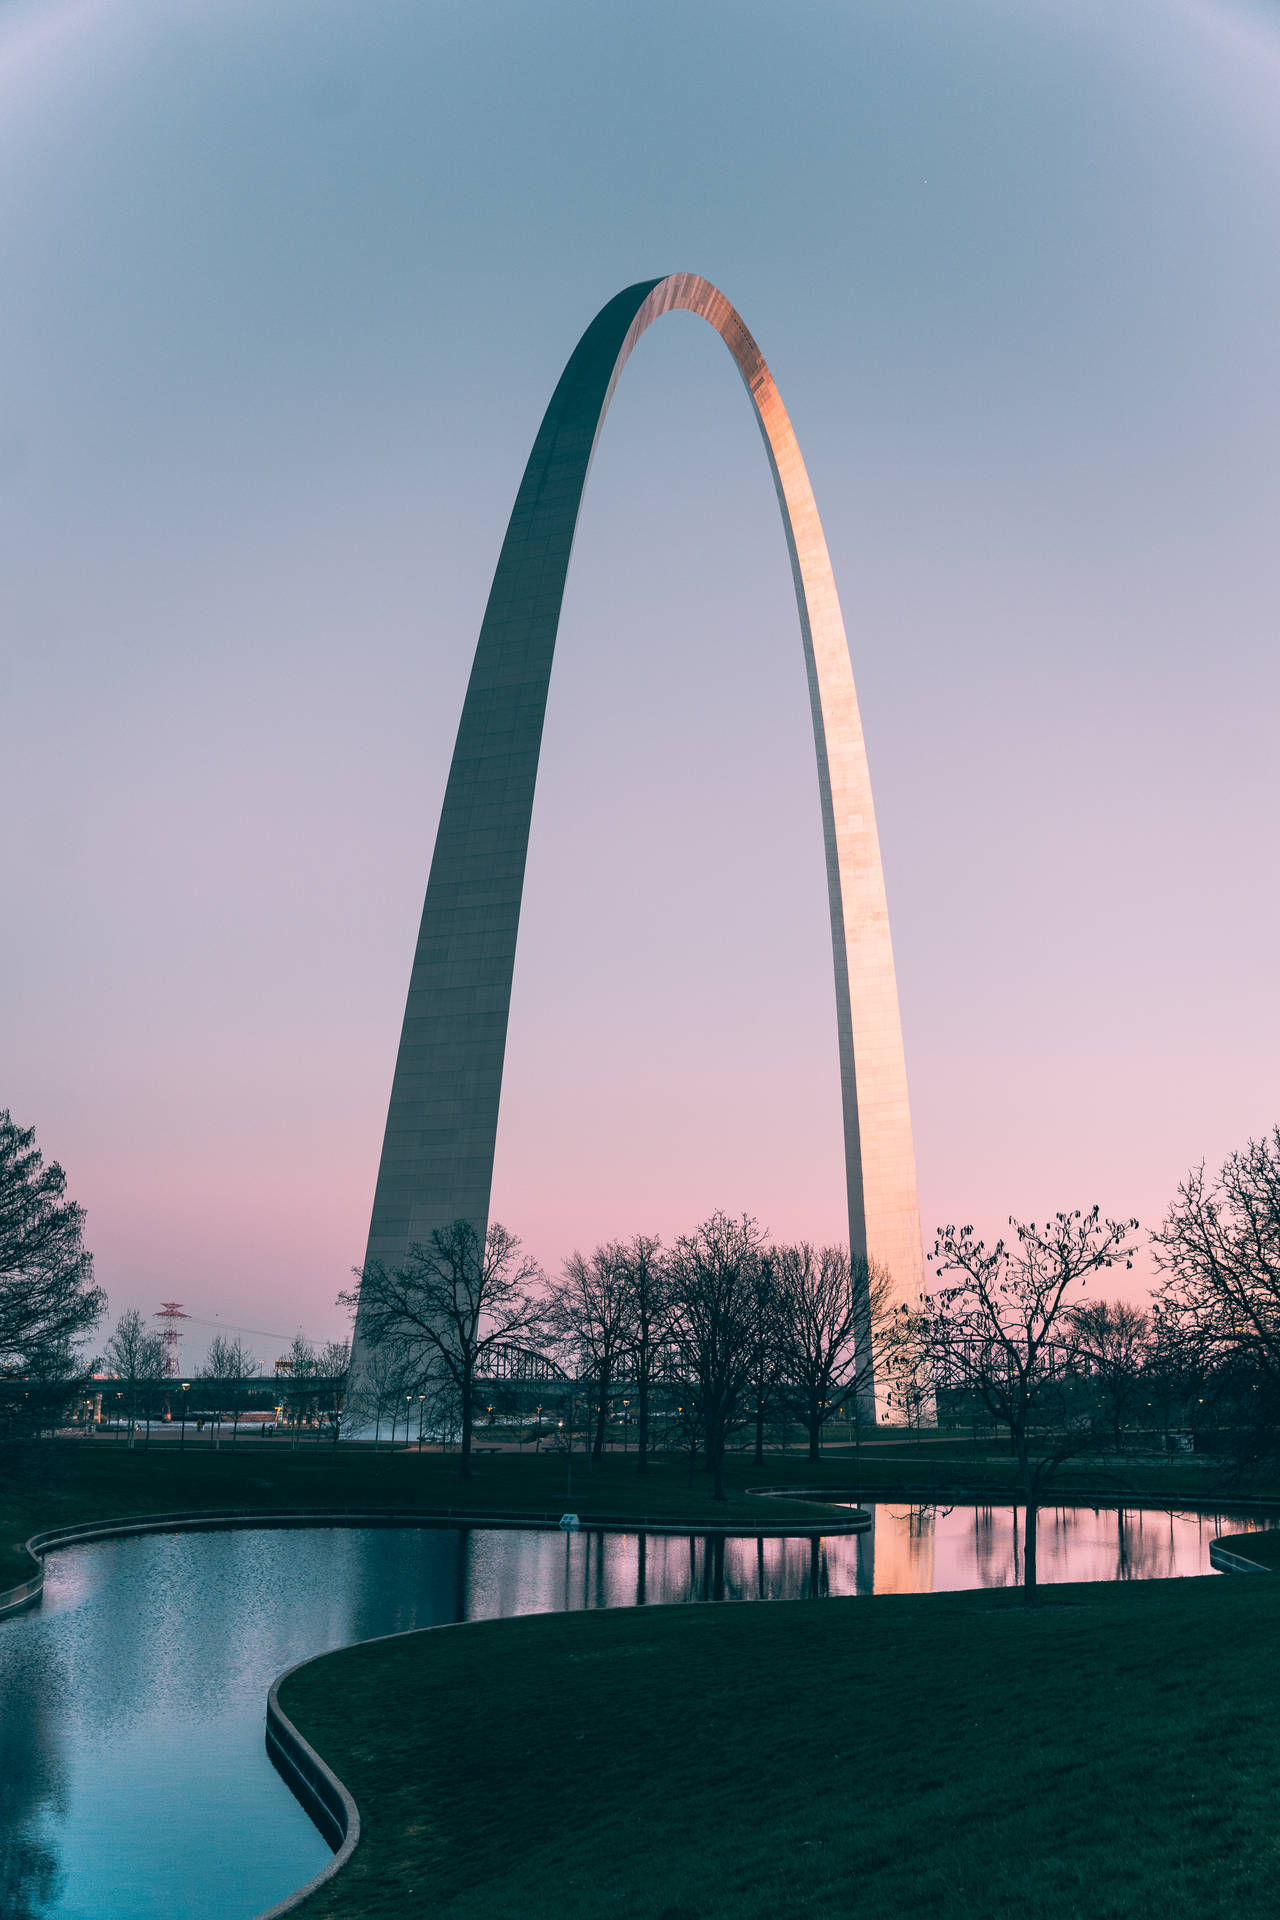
[1,1435,1268,1593]
[283,1570,1280,1920]
[1218,1526,1280,1568]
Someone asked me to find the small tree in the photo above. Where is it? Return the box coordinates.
[917,1208,1138,1602]
[746,1253,783,1467]
[316,1338,351,1446]
[775,1244,893,1462]
[201,1333,259,1446]
[613,1233,667,1474]
[666,1211,768,1501]
[545,1246,631,1463]
[0,1111,105,1439]
[104,1309,168,1446]
[1067,1299,1151,1451]
[276,1332,317,1445]
[355,1219,544,1478]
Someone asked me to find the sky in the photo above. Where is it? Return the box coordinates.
[3,0,1279,1368]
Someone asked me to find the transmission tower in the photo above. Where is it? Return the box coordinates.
[155,1302,190,1377]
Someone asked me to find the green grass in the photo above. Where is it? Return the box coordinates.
[1218,1526,1280,1568]
[283,1572,1280,1920]
[1,1434,1267,1593]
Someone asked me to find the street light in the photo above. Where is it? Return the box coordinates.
[418,1393,426,1449]
[179,1382,189,1452]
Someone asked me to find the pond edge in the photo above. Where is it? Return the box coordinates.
[0,1499,872,1619]
[257,1655,362,1918]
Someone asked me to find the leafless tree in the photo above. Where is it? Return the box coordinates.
[199,1332,259,1448]
[1067,1299,1151,1450]
[916,1208,1138,1601]
[342,1329,421,1449]
[665,1211,768,1501]
[0,1111,105,1438]
[1152,1132,1280,1447]
[775,1244,893,1461]
[104,1308,167,1446]
[545,1245,631,1462]
[356,1219,545,1477]
[612,1234,667,1473]
[746,1253,784,1467]
[275,1332,317,1446]
[315,1338,351,1445]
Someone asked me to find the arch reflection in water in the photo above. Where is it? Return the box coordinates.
[0,1507,1274,1920]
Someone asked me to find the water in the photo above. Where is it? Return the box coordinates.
[0,1503,1272,1920]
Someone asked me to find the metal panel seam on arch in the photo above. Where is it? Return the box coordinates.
[351,273,925,1419]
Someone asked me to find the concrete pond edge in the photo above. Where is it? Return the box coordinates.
[0,1494,873,1619]
[4,1493,1276,1917]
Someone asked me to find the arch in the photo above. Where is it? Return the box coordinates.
[353,274,924,1416]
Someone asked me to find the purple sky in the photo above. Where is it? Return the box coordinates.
[3,0,1279,1368]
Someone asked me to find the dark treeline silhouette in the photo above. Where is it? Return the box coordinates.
[15,1097,1280,1557]
[351,1209,896,1496]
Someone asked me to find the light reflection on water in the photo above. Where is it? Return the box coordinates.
[0,1504,1273,1920]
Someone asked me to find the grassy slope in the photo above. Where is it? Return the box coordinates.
[1,1436,1267,1592]
[1218,1526,1280,1568]
[283,1573,1280,1920]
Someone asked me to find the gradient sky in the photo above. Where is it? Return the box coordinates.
[3,0,1279,1368]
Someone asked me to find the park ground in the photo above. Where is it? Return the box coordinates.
[7,1438,1280,1918]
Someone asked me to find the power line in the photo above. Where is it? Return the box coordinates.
[178,1310,345,1347]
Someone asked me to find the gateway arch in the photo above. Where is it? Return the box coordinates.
[352,274,924,1416]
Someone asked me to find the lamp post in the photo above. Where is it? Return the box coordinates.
[179,1382,189,1452]
[418,1393,426,1449]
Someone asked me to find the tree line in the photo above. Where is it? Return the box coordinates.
[9,1087,1280,1549]
[349,1210,894,1497]
[99,1317,351,1445]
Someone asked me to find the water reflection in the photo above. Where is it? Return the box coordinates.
[0,1642,67,1920]
[0,1504,1273,1920]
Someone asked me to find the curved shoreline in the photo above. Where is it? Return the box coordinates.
[0,1498,873,1620]
[1210,1536,1273,1573]
[259,1654,362,1919]
[260,1503,1280,1920]
[6,1494,1277,1920]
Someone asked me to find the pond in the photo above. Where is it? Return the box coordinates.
[0,1502,1272,1920]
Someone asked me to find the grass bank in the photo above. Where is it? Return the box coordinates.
[1219,1526,1280,1569]
[283,1571,1280,1920]
[0,1441,859,1590]
[1,1436,1268,1593]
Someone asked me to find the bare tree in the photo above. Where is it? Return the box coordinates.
[746,1253,783,1467]
[199,1333,259,1447]
[342,1330,420,1449]
[104,1309,167,1447]
[1152,1131,1280,1453]
[612,1234,667,1474]
[665,1211,768,1501]
[545,1246,631,1463]
[1067,1299,1151,1451]
[916,1208,1138,1601]
[775,1244,893,1462]
[356,1219,545,1478]
[316,1337,351,1445]
[274,1333,317,1445]
[0,1111,105,1438]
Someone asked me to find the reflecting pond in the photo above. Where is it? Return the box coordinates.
[0,1503,1273,1920]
